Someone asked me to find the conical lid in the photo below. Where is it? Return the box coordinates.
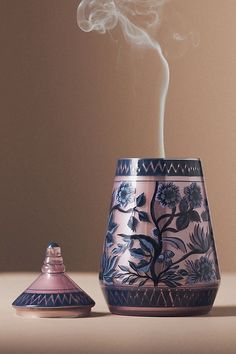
[12,242,95,311]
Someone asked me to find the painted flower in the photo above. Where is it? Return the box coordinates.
[156,183,181,209]
[185,256,216,283]
[188,225,211,253]
[158,250,175,267]
[184,182,202,208]
[116,182,135,207]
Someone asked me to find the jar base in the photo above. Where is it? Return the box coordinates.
[102,284,219,312]
[13,306,92,318]
[109,305,212,317]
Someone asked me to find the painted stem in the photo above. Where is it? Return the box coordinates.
[110,204,134,214]
[121,271,152,281]
[160,207,176,236]
[119,233,160,285]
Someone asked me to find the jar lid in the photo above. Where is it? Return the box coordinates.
[12,242,95,318]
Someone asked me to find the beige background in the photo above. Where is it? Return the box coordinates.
[0,0,235,272]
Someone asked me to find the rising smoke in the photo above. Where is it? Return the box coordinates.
[77,1,194,157]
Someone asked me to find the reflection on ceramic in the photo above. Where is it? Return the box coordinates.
[12,242,95,318]
[100,158,220,316]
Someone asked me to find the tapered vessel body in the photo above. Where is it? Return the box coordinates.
[100,158,220,316]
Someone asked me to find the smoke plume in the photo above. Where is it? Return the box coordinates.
[77,1,178,157]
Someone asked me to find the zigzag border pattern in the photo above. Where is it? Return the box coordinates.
[116,159,203,177]
[12,292,95,308]
[102,286,218,308]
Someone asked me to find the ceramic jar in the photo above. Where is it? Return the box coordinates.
[100,158,220,316]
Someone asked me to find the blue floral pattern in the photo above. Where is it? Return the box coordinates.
[156,183,181,209]
[100,180,218,288]
[184,182,202,208]
[116,182,135,207]
[185,257,216,283]
[157,250,175,267]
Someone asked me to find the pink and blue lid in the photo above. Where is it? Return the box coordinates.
[12,242,95,309]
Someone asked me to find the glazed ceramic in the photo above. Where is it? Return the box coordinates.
[12,242,95,318]
[100,158,220,316]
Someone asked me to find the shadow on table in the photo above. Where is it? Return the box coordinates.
[89,308,236,318]
[89,311,111,318]
[208,306,236,317]
[90,307,236,318]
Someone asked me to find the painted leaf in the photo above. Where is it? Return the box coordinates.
[130,248,146,259]
[129,276,138,285]
[178,269,188,276]
[163,236,187,253]
[179,198,189,213]
[105,268,118,277]
[108,213,118,234]
[189,210,201,222]
[127,216,139,231]
[122,277,130,284]
[113,272,123,278]
[106,231,113,246]
[128,261,138,272]
[176,213,190,230]
[112,246,123,255]
[109,255,118,270]
[136,193,146,207]
[166,250,175,258]
[139,239,153,254]
[187,225,211,253]
[135,259,151,272]
[138,279,148,287]
[103,276,113,283]
[162,279,181,287]
[171,265,179,270]
[102,255,118,284]
[118,234,131,240]
[138,211,150,222]
[201,210,209,222]
[118,265,130,272]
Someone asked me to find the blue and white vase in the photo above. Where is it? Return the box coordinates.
[100,158,220,316]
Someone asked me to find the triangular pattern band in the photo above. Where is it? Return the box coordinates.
[102,286,218,308]
[116,159,203,177]
[12,292,95,308]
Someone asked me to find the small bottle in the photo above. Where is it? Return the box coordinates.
[12,242,95,318]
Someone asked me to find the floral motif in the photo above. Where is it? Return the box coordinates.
[116,182,135,207]
[185,257,216,283]
[187,225,211,253]
[184,182,202,208]
[158,250,175,267]
[100,180,217,288]
[156,183,181,209]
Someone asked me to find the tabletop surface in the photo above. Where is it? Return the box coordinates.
[1,272,236,354]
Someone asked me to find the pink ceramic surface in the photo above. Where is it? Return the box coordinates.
[12,242,95,318]
[100,158,220,316]
[26,273,82,294]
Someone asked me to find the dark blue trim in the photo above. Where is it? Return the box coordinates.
[116,159,203,177]
[102,286,218,308]
[12,292,95,308]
